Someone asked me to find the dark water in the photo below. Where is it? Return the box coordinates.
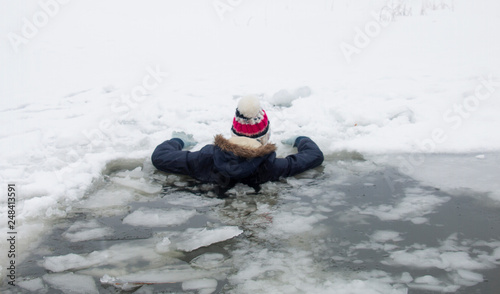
[3,155,500,293]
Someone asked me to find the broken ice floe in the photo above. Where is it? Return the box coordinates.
[370,230,404,243]
[77,188,135,216]
[17,278,45,292]
[270,210,327,236]
[157,226,243,252]
[42,239,167,273]
[100,264,222,291]
[182,278,218,294]
[122,207,197,227]
[353,230,404,252]
[62,219,113,242]
[43,273,99,294]
[381,233,499,290]
[162,191,224,207]
[112,176,162,194]
[110,166,162,194]
[190,253,227,270]
[114,166,145,179]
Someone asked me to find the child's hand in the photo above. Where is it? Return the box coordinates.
[281,136,298,146]
[172,131,198,148]
[281,136,307,147]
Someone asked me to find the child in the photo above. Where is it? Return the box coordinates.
[151,95,324,197]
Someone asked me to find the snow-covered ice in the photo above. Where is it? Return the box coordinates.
[2,0,500,293]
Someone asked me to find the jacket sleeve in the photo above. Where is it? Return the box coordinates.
[267,136,324,181]
[151,138,214,181]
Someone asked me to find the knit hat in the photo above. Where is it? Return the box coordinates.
[231,95,270,145]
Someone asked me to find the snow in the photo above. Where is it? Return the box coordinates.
[1,0,500,292]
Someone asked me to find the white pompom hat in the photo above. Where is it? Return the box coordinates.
[231,95,270,145]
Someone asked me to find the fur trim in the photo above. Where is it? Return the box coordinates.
[214,134,276,158]
[228,136,263,149]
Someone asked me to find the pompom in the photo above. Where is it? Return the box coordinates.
[237,95,261,118]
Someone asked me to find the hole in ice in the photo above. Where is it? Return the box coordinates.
[7,159,500,294]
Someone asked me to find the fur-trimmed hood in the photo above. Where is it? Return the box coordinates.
[212,134,277,179]
[214,134,276,158]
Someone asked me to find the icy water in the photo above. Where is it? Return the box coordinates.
[3,154,500,293]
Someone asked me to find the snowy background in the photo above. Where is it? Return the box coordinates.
[1,0,500,293]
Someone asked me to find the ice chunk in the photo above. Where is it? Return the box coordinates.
[182,278,218,293]
[173,226,243,252]
[400,272,413,283]
[414,275,440,285]
[63,219,113,242]
[43,273,98,294]
[270,211,327,235]
[115,166,145,179]
[100,274,140,291]
[18,278,45,292]
[408,276,460,293]
[101,264,217,288]
[112,176,162,194]
[43,239,165,272]
[155,237,172,254]
[43,253,100,272]
[371,230,403,243]
[410,217,428,225]
[77,188,135,215]
[493,246,500,259]
[123,207,197,227]
[269,86,311,107]
[164,192,224,207]
[383,234,495,273]
[455,269,484,285]
[190,253,226,269]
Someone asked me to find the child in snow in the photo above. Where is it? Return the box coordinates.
[151,95,324,197]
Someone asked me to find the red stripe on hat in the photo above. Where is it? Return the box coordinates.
[232,111,269,136]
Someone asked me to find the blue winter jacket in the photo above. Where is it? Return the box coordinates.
[151,135,324,195]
